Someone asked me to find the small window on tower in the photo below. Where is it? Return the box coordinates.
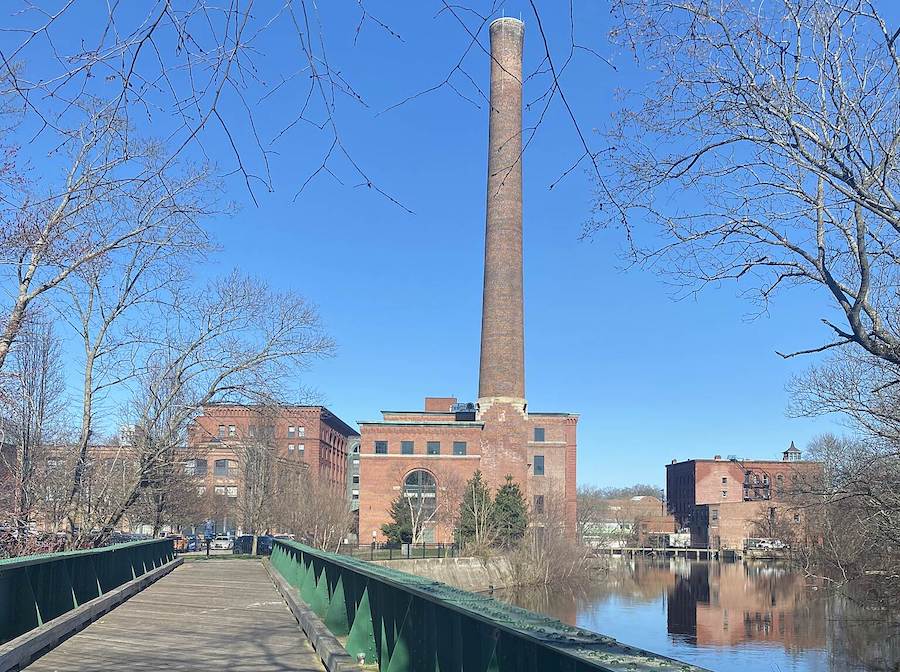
[375,441,388,454]
[534,495,545,514]
[533,455,545,476]
[721,477,728,485]
[534,427,545,442]
[453,441,467,456]
[401,441,414,455]
[427,441,441,455]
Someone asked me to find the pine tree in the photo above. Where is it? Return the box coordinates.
[381,493,412,544]
[492,475,528,547]
[456,470,495,547]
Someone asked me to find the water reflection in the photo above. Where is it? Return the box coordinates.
[495,558,899,672]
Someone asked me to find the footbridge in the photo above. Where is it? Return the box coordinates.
[1,539,708,672]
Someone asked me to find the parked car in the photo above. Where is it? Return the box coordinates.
[233,535,274,555]
[210,535,233,550]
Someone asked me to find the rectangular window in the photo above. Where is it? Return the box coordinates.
[226,486,238,498]
[721,490,727,498]
[352,475,360,484]
[401,441,414,455]
[534,495,545,514]
[352,491,359,500]
[228,425,236,437]
[533,455,545,476]
[297,426,306,437]
[214,486,226,495]
[711,508,719,521]
[721,477,728,484]
[352,458,359,465]
[534,427,545,442]
[793,512,801,523]
[288,444,295,452]
[427,441,440,455]
[453,441,467,456]
[299,443,305,454]
[375,441,388,454]
[217,425,226,438]
[288,425,296,437]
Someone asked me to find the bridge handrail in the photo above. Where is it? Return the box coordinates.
[271,539,709,672]
[0,538,175,646]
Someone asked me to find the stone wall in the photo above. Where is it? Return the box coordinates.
[373,556,515,593]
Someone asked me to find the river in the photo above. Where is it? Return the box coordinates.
[494,557,899,672]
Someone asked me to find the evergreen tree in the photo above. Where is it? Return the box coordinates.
[492,475,528,547]
[456,470,495,546]
[381,494,412,544]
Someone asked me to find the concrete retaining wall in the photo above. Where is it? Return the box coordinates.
[373,556,514,592]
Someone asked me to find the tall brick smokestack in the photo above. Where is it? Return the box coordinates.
[479,17,525,402]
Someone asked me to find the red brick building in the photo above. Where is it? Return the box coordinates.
[666,444,822,549]
[357,19,578,544]
[187,404,359,533]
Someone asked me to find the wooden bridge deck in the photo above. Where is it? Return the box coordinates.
[25,560,325,672]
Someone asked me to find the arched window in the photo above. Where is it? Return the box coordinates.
[403,470,437,518]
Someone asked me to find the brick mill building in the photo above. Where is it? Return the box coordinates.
[357,18,578,544]
[666,444,823,549]
[187,404,359,533]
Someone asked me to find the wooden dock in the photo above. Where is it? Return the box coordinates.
[596,547,733,560]
[24,560,325,672]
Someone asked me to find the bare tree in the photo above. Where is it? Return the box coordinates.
[66,272,333,545]
[0,314,66,545]
[57,168,213,534]
[0,2,414,371]
[593,0,900,364]
[280,471,353,552]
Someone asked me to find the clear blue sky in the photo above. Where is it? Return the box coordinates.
[11,2,841,488]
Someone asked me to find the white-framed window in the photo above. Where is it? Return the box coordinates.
[288,425,296,437]
[299,443,305,454]
[226,486,238,498]
[288,444,295,452]
[228,425,236,437]
[297,426,306,437]
[214,486,226,496]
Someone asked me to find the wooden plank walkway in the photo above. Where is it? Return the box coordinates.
[25,560,325,672]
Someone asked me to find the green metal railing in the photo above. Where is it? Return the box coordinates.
[0,539,175,645]
[270,540,707,672]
